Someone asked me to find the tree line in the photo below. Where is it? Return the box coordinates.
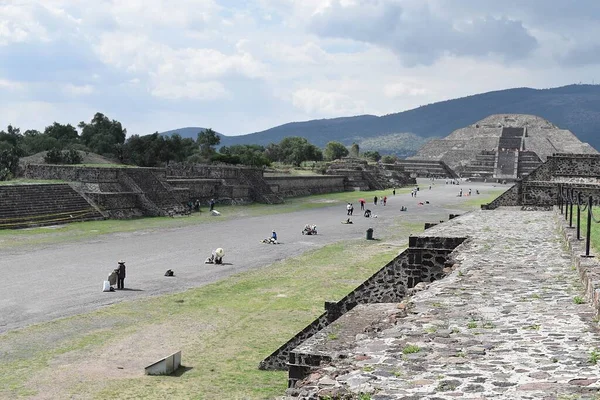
[0,112,397,181]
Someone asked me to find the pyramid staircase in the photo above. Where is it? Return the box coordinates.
[0,184,104,229]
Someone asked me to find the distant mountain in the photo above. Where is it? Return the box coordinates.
[160,84,600,155]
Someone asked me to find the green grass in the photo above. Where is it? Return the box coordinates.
[0,178,67,185]
[402,344,421,354]
[0,230,413,399]
[454,190,505,210]
[577,207,600,255]
[0,188,410,250]
[590,349,600,365]
[0,185,493,398]
[574,296,585,304]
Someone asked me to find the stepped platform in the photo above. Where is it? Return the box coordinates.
[395,159,457,178]
[287,209,600,399]
[0,184,104,229]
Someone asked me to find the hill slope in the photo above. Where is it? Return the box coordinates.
[161,84,600,155]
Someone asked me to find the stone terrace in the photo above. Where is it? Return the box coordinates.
[287,209,600,399]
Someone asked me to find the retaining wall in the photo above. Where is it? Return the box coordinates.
[264,176,346,197]
[259,236,466,374]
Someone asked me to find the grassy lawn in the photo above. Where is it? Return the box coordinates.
[454,190,506,210]
[0,188,409,250]
[0,179,66,185]
[0,231,416,399]
[0,188,500,399]
[572,206,600,255]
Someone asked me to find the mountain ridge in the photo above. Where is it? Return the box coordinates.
[159,84,600,154]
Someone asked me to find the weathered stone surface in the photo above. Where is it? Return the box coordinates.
[285,209,600,399]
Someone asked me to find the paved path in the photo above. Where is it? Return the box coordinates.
[0,180,502,334]
[290,209,600,399]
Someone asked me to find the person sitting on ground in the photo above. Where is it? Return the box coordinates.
[364,209,372,218]
[205,248,225,264]
[342,218,353,224]
[164,269,174,277]
[400,206,407,211]
[107,268,118,290]
[271,230,277,241]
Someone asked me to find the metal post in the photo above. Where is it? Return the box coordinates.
[577,191,581,240]
[585,196,592,257]
[569,188,574,228]
[565,188,569,221]
[559,185,564,214]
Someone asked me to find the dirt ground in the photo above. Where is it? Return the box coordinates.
[1,180,506,334]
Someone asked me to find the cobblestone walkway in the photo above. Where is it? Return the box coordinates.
[290,209,600,399]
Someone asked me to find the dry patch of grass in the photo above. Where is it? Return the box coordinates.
[0,234,411,399]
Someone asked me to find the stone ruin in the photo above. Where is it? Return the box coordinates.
[407,114,597,180]
[325,157,416,191]
[0,161,414,229]
[264,153,600,398]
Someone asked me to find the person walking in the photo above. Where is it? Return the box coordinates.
[393,188,396,196]
[374,196,378,205]
[116,260,126,290]
[350,203,354,215]
[360,200,365,211]
[383,196,387,206]
[209,199,215,211]
[346,203,352,215]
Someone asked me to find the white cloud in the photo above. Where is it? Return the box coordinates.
[384,82,429,98]
[150,80,229,101]
[1,0,600,137]
[292,88,366,115]
[63,83,94,96]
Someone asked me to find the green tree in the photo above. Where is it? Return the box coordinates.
[266,137,323,166]
[362,150,381,162]
[350,142,360,158]
[21,129,58,155]
[381,154,399,164]
[323,141,349,161]
[79,112,126,156]
[0,125,24,180]
[197,128,220,157]
[219,144,271,167]
[44,122,79,146]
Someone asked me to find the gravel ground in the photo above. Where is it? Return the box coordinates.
[0,180,506,334]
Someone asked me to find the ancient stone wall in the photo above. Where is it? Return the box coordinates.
[25,164,122,182]
[259,236,466,372]
[264,176,346,197]
[85,193,144,219]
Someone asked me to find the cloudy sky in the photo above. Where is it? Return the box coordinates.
[1,0,598,136]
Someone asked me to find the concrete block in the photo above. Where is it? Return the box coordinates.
[145,351,181,375]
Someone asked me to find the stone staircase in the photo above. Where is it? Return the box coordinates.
[461,151,496,179]
[120,169,188,216]
[517,151,542,178]
[238,169,284,204]
[0,184,104,229]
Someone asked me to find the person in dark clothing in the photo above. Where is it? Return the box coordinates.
[117,260,126,290]
[360,200,365,210]
[209,199,215,211]
[374,196,378,205]
[349,204,354,215]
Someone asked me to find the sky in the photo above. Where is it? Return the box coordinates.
[1,0,599,137]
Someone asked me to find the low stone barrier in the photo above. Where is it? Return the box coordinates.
[555,206,600,319]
